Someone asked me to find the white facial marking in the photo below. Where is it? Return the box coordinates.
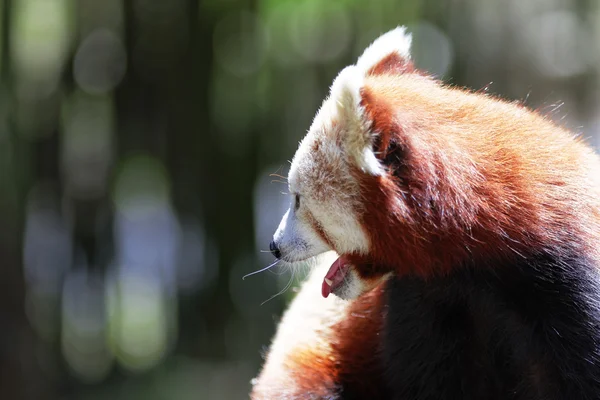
[272,208,329,263]
[271,26,414,266]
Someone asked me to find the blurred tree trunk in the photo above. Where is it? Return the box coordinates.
[0,0,57,397]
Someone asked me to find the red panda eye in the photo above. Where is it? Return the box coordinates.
[295,194,301,211]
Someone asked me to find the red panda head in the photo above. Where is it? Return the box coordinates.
[270,27,600,300]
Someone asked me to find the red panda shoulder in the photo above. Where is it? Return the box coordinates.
[250,259,388,399]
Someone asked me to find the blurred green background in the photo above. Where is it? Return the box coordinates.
[0,0,599,398]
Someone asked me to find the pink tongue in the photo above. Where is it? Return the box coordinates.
[321,257,349,298]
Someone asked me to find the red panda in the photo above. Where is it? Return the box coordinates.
[251,27,600,399]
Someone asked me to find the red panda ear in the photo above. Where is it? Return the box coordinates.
[356,27,414,76]
[329,66,385,176]
[323,27,413,176]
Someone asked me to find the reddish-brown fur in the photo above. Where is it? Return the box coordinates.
[352,72,600,280]
[366,53,416,76]
[330,284,387,397]
[252,49,600,398]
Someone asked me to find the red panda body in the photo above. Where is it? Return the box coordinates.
[252,28,600,399]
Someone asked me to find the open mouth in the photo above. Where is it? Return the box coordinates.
[321,256,351,298]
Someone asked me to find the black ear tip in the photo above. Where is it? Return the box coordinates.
[269,241,282,259]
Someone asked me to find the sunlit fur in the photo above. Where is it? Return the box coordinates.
[255,26,600,399]
[251,252,388,399]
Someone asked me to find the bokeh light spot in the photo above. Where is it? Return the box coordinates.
[113,154,171,220]
[525,11,589,78]
[410,21,454,78]
[290,0,351,63]
[73,29,127,94]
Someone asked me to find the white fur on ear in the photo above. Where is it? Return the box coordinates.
[321,29,412,177]
[329,66,384,176]
[330,66,364,129]
[356,26,412,74]
[359,146,384,176]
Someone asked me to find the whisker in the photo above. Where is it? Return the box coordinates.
[261,269,295,305]
[268,266,289,276]
[242,260,280,280]
[269,173,287,180]
[272,165,284,176]
[271,179,287,185]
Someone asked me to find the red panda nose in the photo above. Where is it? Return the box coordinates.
[269,241,282,259]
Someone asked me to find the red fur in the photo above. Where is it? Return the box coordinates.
[367,53,415,76]
[331,284,387,397]
[252,39,600,399]
[353,75,600,279]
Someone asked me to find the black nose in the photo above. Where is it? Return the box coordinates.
[269,241,281,259]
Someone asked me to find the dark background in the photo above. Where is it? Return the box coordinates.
[0,0,598,398]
